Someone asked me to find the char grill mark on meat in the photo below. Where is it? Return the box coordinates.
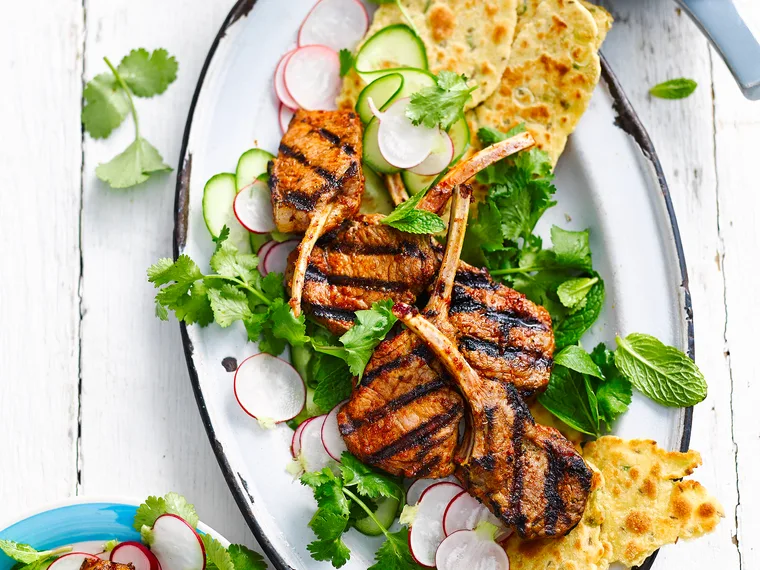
[81,560,134,570]
[393,305,592,540]
[449,264,555,395]
[337,186,473,479]
[286,214,441,335]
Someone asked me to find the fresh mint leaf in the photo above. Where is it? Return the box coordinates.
[649,78,697,100]
[133,492,199,531]
[367,528,421,570]
[550,226,592,271]
[338,49,354,78]
[382,188,444,235]
[95,136,171,189]
[557,276,598,308]
[615,333,707,407]
[117,48,178,97]
[554,279,604,350]
[82,73,130,139]
[202,534,234,570]
[553,345,604,379]
[406,71,476,130]
[539,366,600,436]
[228,544,267,570]
[312,354,353,413]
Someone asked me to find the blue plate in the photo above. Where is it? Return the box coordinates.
[0,499,223,570]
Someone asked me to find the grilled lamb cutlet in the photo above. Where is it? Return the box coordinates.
[393,306,592,538]
[337,185,473,478]
[269,109,364,315]
[285,214,442,335]
[81,560,134,570]
[450,264,554,395]
[289,132,535,330]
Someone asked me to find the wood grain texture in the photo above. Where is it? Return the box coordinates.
[0,0,84,519]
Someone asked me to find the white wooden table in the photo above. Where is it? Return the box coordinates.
[1,0,757,567]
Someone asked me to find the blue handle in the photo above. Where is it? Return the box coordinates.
[676,0,760,100]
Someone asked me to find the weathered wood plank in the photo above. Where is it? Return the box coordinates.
[0,1,83,518]
[599,0,739,565]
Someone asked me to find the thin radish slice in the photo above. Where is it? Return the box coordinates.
[110,542,160,570]
[321,401,348,461]
[409,482,464,567]
[285,46,341,111]
[298,0,369,51]
[97,552,111,560]
[407,476,460,506]
[233,180,275,234]
[377,98,438,169]
[408,131,454,176]
[257,239,277,260]
[443,491,508,538]
[291,416,315,457]
[279,103,295,134]
[435,529,510,570]
[299,414,333,471]
[234,354,306,423]
[150,514,206,570]
[262,239,299,276]
[275,50,299,110]
[49,553,99,570]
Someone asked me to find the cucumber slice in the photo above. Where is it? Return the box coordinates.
[356,73,403,124]
[354,494,401,536]
[291,344,314,387]
[401,171,436,196]
[202,173,253,253]
[235,148,275,190]
[448,116,471,163]
[392,68,436,99]
[250,232,271,253]
[355,24,428,82]
[362,117,399,174]
[360,165,395,214]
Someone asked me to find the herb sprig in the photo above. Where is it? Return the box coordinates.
[406,71,476,131]
[382,187,446,234]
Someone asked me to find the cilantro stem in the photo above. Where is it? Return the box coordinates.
[203,274,273,306]
[490,265,543,276]
[396,0,421,37]
[103,56,140,139]
[342,487,392,540]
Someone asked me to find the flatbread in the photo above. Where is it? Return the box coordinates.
[472,0,602,164]
[337,0,519,110]
[583,437,724,568]
[514,0,612,48]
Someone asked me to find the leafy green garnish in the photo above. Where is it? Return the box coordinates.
[102,540,119,553]
[649,78,697,100]
[83,49,178,188]
[0,542,72,565]
[406,71,476,130]
[614,333,707,407]
[557,276,598,309]
[227,544,267,570]
[133,492,200,531]
[311,352,354,413]
[205,535,265,570]
[553,279,605,351]
[382,187,445,235]
[338,49,354,78]
[300,454,415,569]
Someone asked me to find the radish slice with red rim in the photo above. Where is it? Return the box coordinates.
[275,50,299,110]
[321,401,348,461]
[299,414,333,471]
[149,514,206,570]
[279,103,295,134]
[376,98,438,169]
[234,353,306,423]
[262,239,299,276]
[49,553,99,570]
[435,529,510,570]
[298,0,369,51]
[443,491,509,538]
[110,542,160,570]
[406,476,460,506]
[284,46,341,111]
[408,130,454,176]
[257,240,277,266]
[291,416,314,457]
[409,481,464,567]
[233,180,275,234]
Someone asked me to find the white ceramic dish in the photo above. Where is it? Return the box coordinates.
[173,1,694,569]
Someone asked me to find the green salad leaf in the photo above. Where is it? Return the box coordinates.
[0,542,72,566]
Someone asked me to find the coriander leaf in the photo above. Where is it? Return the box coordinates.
[301,469,351,517]
[96,137,171,189]
[557,276,598,308]
[208,284,253,327]
[340,453,402,500]
[550,226,592,270]
[596,371,632,427]
[202,534,234,570]
[133,492,199,531]
[117,48,179,97]
[476,124,526,146]
[228,544,267,570]
[649,78,697,100]
[338,49,354,78]
[210,241,259,282]
[554,345,604,379]
[336,300,398,377]
[307,537,351,568]
[312,354,353,413]
[539,366,599,436]
[0,542,71,565]
[406,71,476,130]
[368,528,421,570]
[554,278,604,350]
[268,298,308,346]
[82,73,130,139]
[260,271,286,300]
[615,333,707,407]
[383,210,445,234]
[310,510,349,541]
[148,255,201,286]
[258,325,287,356]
